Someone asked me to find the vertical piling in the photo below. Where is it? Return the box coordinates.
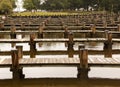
[38,26,44,47]
[29,34,36,58]
[67,32,74,58]
[0,21,4,29]
[117,24,120,31]
[10,25,16,47]
[103,20,107,28]
[64,26,69,47]
[16,46,23,59]
[21,22,25,38]
[38,26,44,38]
[104,31,112,58]
[77,48,90,79]
[90,24,96,37]
[10,49,24,79]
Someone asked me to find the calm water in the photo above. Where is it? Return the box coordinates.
[0,35,120,79]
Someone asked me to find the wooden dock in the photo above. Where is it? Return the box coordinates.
[0,38,120,43]
[0,57,120,67]
[0,14,120,80]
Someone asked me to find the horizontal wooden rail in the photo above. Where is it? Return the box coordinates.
[0,50,119,55]
[0,38,120,43]
[0,30,120,34]
[1,26,119,30]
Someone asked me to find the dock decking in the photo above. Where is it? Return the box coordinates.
[0,57,120,67]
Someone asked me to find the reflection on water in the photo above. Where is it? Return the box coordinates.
[0,35,120,79]
[1,67,120,79]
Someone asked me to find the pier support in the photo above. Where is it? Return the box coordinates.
[90,24,96,37]
[29,34,36,58]
[38,26,44,47]
[77,47,90,79]
[0,21,4,29]
[10,25,16,39]
[103,20,107,28]
[16,46,23,59]
[21,22,25,38]
[10,50,24,79]
[104,31,112,58]
[117,24,120,31]
[64,26,69,38]
[64,26,69,47]
[10,25,16,47]
[67,32,74,58]
[38,26,44,38]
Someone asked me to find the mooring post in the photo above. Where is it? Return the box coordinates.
[42,22,45,28]
[10,25,16,47]
[29,34,36,58]
[117,24,120,31]
[90,24,96,37]
[10,49,24,79]
[38,26,44,47]
[16,46,23,59]
[0,21,4,29]
[76,19,80,26]
[103,20,107,28]
[21,22,25,38]
[82,22,86,29]
[77,48,90,79]
[10,25,16,39]
[104,31,112,58]
[64,26,69,38]
[78,44,85,58]
[67,32,74,58]
[64,26,69,47]
[38,26,44,38]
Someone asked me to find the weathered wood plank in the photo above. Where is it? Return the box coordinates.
[0,57,120,67]
[0,38,120,43]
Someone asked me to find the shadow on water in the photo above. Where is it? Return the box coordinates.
[0,78,120,87]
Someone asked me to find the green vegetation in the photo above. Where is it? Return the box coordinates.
[12,11,105,16]
[23,0,120,13]
[42,0,120,13]
[1,0,120,15]
[23,0,41,11]
[0,0,16,14]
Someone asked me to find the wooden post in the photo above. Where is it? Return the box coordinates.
[64,26,69,38]
[10,49,24,79]
[76,19,80,26]
[61,21,64,26]
[117,24,120,31]
[38,26,44,47]
[64,26,69,47]
[10,25,16,47]
[103,20,107,28]
[78,44,85,58]
[38,26,44,38]
[10,25,16,39]
[90,24,96,37]
[0,21,4,29]
[104,31,112,58]
[29,34,36,58]
[11,50,19,69]
[67,32,74,58]
[82,22,86,28]
[21,22,25,38]
[16,46,23,59]
[42,22,45,28]
[77,48,90,79]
